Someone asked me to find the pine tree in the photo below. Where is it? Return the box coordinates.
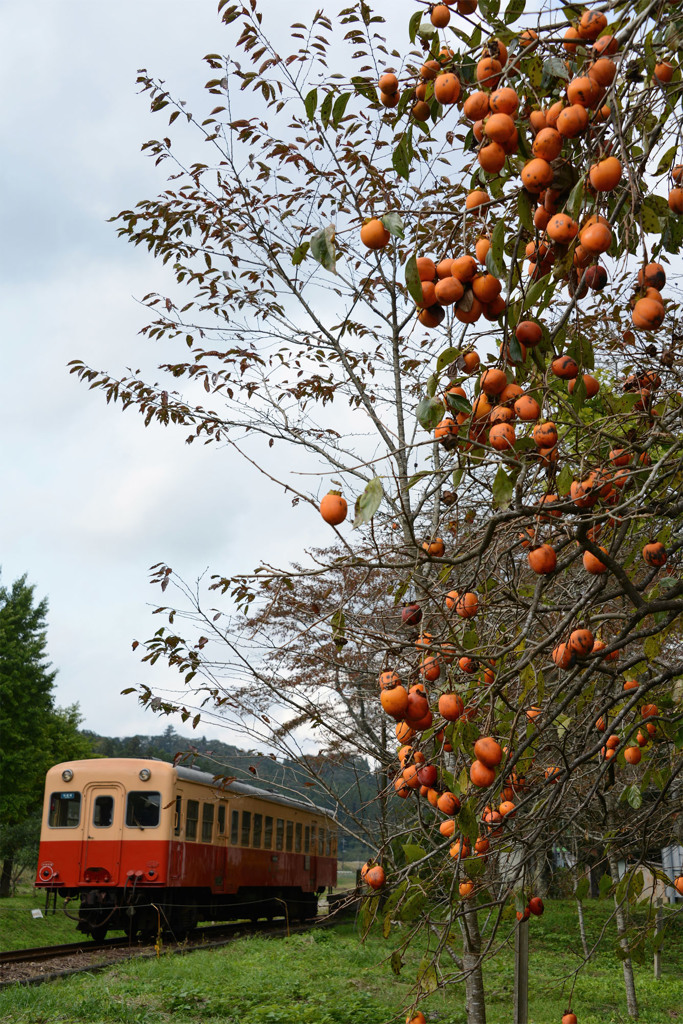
[0,574,90,896]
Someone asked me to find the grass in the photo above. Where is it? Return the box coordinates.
[0,890,127,950]
[0,894,681,1023]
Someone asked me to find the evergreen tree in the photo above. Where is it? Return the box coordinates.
[0,574,91,896]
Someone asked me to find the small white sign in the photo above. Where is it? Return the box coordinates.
[31,909,43,919]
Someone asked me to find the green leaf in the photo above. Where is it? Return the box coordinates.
[401,890,427,921]
[504,0,525,24]
[566,179,584,220]
[452,467,464,490]
[557,464,573,496]
[641,195,668,234]
[457,800,479,843]
[571,372,587,410]
[359,895,376,935]
[408,9,422,43]
[416,396,443,431]
[310,225,336,273]
[644,636,661,661]
[304,88,318,121]
[479,0,501,16]
[518,190,534,231]
[417,959,438,994]
[332,92,351,128]
[353,476,383,528]
[598,872,613,899]
[526,55,543,88]
[543,56,570,80]
[291,242,309,265]
[464,855,486,878]
[407,471,429,490]
[655,145,678,175]
[575,876,590,901]
[492,465,514,509]
[391,950,403,975]
[437,346,460,373]
[382,211,404,239]
[331,609,345,643]
[426,373,438,398]
[402,843,426,863]
[463,628,478,651]
[351,76,377,103]
[488,217,506,278]
[392,136,411,180]
[319,92,333,128]
[524,273,551,310]
[626,783,642,809]
[447,393,472,415]
[405,254,424,305]
[507,336,522,363]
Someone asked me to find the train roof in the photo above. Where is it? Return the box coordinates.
[174,763,336,818]
[46,757,336,820]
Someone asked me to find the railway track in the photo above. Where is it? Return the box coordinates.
[0,904,358,989]
[0,937,132,967]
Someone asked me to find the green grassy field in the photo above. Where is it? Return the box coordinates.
[0,894,681,1023]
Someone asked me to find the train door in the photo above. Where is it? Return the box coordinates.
[80,783,125,885]
[169,794,185,882]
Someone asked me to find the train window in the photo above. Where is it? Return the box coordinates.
[126,792,161,829]
[231,810,239,845]
[93,795,114,828]
[304,826,310,853]
[264,816,273,849]
[286,821,293,852]
[326,831,332,856]
[276,818,284,851]
[295,822,302,853]
[318,827,325,856]
[241,811,251,847]
[253,813,263,848]
[174,796,182,836]
[48,792,81,828]
[201,803,214,843]
[186,799,199,841]
[331,833,337,856]
[217,805,226,836]
[311,824,316,853]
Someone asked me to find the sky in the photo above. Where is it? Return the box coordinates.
[0,0,414,745]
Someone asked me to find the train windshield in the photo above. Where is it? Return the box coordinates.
[125,791,161,828]
[48,792,81,827]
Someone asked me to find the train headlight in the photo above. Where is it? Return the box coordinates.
[62,769,73,782]
[139,768,151,781]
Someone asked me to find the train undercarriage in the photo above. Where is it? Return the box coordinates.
[66,886,321,943]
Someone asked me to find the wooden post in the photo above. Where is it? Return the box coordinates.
[514,918,529,1024]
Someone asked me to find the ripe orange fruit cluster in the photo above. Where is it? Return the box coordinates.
[632,262,668,331]
[415,252,504,329]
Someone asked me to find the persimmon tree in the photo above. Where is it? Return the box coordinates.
[72,0,683,1020]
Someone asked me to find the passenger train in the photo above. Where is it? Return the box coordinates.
[36,758,337,941]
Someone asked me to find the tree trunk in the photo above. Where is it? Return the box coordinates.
[0,857,13,898]
[459,906,487,1024]
[576,899,590,960]
[513,919,529,1024]
[653,903,663,981]
[607,850,639,1018]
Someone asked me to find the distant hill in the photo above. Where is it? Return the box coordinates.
[81,725,378,860]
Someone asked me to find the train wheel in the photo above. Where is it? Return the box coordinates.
[90,926,108,944]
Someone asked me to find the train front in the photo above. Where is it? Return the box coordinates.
[36,758,176,940]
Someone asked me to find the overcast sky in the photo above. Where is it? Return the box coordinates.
[0,0,424,746]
